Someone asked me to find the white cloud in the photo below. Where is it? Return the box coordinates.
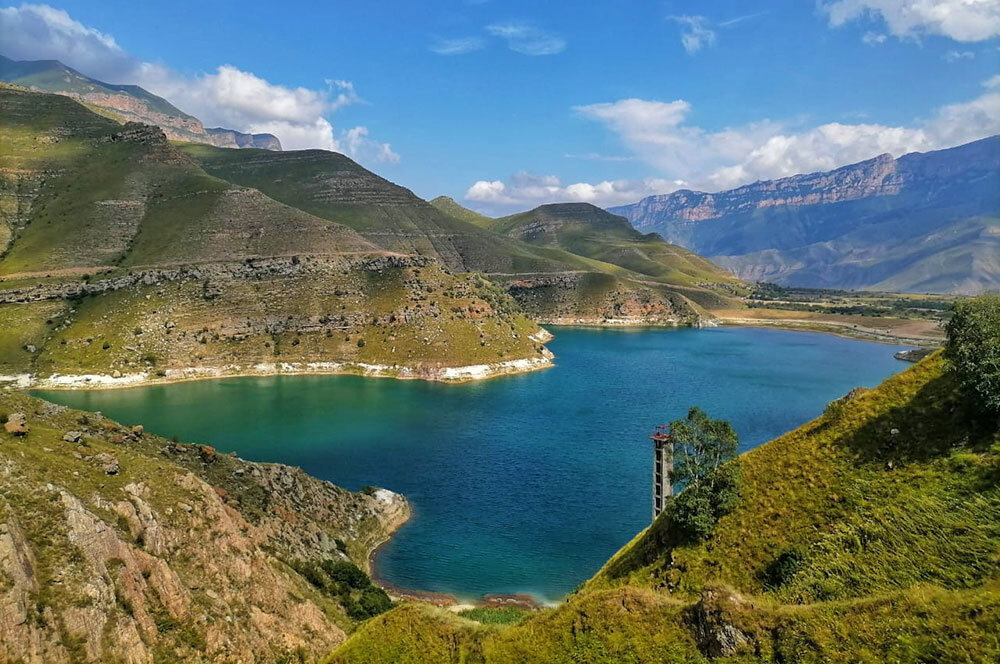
[429,36,487,55]
[342,126,400,164]
[465,172,678,210]
[943,49,975,61]
[0,3,397,163]
[564,153,633,162]
[486,22,566,55]
[862,30,888,44]
[823,0,1000,41]
[573,80,1000,191]
[668,15,716,54]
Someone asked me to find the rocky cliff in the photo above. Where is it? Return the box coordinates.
[0,55,281,151]
[0,390,408,663]
[610,136,1000,294]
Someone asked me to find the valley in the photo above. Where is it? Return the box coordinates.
[0,18,997,663]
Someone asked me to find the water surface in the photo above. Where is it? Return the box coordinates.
[35,326,910,601]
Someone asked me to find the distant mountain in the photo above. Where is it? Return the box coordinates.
[0,55,281,151]
[610,136,1000,294]
[430,196,494,227]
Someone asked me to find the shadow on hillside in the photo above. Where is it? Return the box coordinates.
[838,370,997,466]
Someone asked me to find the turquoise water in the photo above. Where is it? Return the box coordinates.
[34,326,910,602]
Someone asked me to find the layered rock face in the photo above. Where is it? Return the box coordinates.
[0,56,281,151]
[0,86,554,384]
[0,392,408,664]
[610,136,1000,294]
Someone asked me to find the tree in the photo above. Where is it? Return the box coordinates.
[662,407,741,542]
[944,295,1000,420]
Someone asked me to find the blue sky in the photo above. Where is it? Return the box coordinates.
[2,1,999,213]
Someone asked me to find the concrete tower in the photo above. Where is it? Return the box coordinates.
[650,431,673,521]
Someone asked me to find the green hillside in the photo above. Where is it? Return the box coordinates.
[492,203,741,287]
[178,144,738,322]
[0,86,552,382]
[177,143,609,275]
[329,350,1000,662]
[429,195,494,227]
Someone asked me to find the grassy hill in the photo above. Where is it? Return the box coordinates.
[329,352,1000,662]
[0,86,552,382]
[492,203,741,287]
[178,145,741,323]
[429,196,494,227]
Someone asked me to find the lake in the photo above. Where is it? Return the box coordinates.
[34,326,911,602]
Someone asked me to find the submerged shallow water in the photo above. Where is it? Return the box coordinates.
[35,326,910,602]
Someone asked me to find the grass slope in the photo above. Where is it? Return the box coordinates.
[429,196,494,227]
[0,87,551,378]
[491,203,740,287]
[330,353,1000,663]
[177,144,598,275]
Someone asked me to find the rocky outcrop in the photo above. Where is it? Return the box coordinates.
[205,128,282,151]
[0,254,431,304]
[0,392,410,663]
[0,56,282,152]
[687,587,755,659]
[500,272,700,325]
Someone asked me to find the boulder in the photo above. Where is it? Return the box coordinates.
[199,445,217,464]
[63,430,83,443]
[92,452,120,475]
[4,413,28,436]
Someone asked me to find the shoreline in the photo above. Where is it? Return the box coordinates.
[2,317,936,393]
[713,316,942,347]
[1,355,555,392]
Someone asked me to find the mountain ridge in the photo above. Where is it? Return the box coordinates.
[0,55,281,151]
[610,136,1000,294]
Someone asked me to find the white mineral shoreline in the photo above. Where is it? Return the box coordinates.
[0,355,555,391]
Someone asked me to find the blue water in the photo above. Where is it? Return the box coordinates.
[33,326,910,602]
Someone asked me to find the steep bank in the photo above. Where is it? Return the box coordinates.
[329,353,1000,662]
[0,390,409,663]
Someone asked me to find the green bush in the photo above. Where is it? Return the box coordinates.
[660,407,741,543]
[321,560,369,590]
[763,545,807,590]
[944,294,1000,420]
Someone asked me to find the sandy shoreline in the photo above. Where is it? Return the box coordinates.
[714,316,942,347]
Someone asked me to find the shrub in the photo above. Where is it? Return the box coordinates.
[944,295,1000,420]
[321,560,369,590]
[657,407,741,543]
[763,545,806,590]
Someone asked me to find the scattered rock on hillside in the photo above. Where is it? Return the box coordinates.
[688,586,754,658]
[4,413,28,436]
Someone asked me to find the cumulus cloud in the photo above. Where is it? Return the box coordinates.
[823,0,1000,41]
[573,81,1000,191]
[0,3,398,163]
[668,16,716,54]
[429,36,487,55]
[486,22,566,55]
[465,172,680,210]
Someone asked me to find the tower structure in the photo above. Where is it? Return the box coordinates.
[650,431,674,520]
